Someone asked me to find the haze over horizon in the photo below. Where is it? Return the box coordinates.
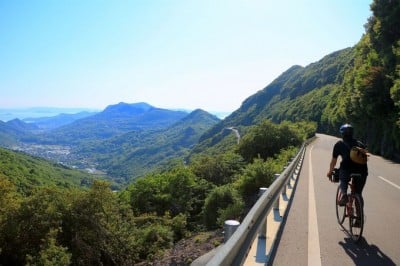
[1,1,372,113]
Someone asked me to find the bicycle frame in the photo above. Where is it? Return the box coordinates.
[346,177,356,216]
[335,172,364,242]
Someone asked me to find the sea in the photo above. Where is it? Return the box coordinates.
[0,107,99,122]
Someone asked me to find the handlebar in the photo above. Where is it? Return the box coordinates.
[330,168,340,183]
[329,169,362,183]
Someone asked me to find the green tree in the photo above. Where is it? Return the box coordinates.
[135,222,174,261]
[129,168,213,230]
[203,185,244,229]
[1,186,67,265]
[190,152,245,185]
[26,229,71,266]
[237,120,303,162]
[0,176,22,264]
[63,181,138,265]
[129,173,172,216]
[341,0,400,155]
[234,158,278,200]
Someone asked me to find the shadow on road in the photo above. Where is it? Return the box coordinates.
[339,237,396,266]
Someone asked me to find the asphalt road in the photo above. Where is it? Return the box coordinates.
[270,134,400,266]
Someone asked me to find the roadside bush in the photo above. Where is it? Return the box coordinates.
[236,120,309,162]
[136,223,174,261]
[190,152,245,185]
[234,158,278,200]
[203,185,244,229]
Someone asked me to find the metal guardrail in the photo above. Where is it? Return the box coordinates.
[203,141,308,266]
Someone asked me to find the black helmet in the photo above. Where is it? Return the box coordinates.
[340,123,353,137]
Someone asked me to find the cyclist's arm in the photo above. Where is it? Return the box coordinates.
[327,157,337,177]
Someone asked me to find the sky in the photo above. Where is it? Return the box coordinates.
[0,0,373,114]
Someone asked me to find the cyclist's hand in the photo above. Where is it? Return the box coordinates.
[326,171,332,178]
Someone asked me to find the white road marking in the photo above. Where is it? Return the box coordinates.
[378,176,400,190]
[308,146,322,266]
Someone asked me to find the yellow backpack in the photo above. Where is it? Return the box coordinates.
[350,146,368,164]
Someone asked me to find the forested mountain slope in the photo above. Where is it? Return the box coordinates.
[23,111,97,130]
[75,109,220,182]
[38,102,188,144]
[0,147,94,194]
[195,0,400,160]
[192,48,355,156]
[0,119,38,147]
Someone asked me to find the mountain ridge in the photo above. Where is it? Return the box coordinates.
[36,102,189,144]
[23,111,97,130]
[74,108,221,181]
[190,47,356,157]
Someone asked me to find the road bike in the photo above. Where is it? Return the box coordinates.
[331,168,364,242]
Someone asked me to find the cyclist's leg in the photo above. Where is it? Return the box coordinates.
[338,168,350,205]
[354,173,367,207]
[339,168,350,194]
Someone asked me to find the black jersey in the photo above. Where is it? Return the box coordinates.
[332,138,368,174]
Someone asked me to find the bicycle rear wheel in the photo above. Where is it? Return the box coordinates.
[336,186,346,225]
[349,194,364,242]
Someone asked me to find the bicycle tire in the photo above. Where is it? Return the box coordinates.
[349,194,364,242]
[336,186,346,225]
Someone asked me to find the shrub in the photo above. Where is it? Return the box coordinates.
[203,185,244,229]
[234,158,278,199]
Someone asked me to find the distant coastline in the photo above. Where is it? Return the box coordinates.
[0,107,100,122]
[0,106,231,122]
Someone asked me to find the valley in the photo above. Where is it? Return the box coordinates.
[1,103,221,183]
[10,142,103,174]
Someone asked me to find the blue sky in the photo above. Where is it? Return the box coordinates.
[0,0,372,114]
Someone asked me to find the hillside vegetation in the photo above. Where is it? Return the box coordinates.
[0,147,95,194]
[38,102,188,144]
[0,120,315,265]
[195,0,400,160]
[0,103,217,184]
[74,109,221,182]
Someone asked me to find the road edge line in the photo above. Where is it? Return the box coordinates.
[378,175,400,190]
[308,145,322,266]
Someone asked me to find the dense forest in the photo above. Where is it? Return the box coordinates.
[340,0,400,157]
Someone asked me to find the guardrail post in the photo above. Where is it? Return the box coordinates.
[224,220,240,242]
[273,174,280,210]
[282,175,288,197]
[287,178,292,189]
[292,162,301,180]
[258,187,268,238]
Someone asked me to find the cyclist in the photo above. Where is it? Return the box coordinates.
[326,124,368,212]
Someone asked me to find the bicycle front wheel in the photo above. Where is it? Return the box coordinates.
[349,194,364,242]
[336,186,346,225]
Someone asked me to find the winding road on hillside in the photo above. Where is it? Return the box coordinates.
[268,134,400,265]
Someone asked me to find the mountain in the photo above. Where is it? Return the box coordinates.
[0,147,95,194]
[74,109,221,182]
[191,48,355,156]
[39,102,189,144]
[0,107,99,122]
[6,119,40,131]
[193,1,400,160]
[23,111,98,130]
[0,121,18,146]
[100,101,153,116]
[0,119,38,147]
[0,103,220,184]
